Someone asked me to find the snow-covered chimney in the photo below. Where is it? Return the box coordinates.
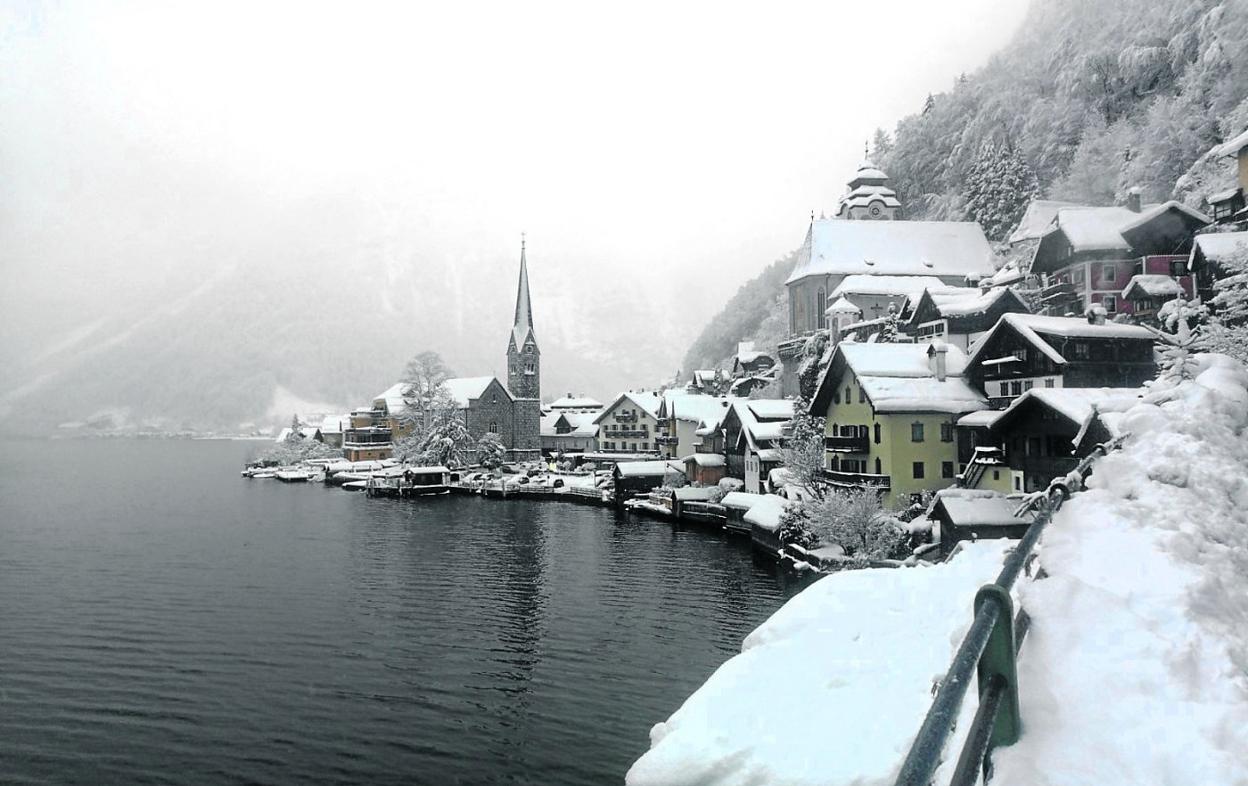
[927,341,949,381]
[1086,303,1107,325]
[1126,187,1142,213]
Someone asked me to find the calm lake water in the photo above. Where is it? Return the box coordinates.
[0,438,804,784]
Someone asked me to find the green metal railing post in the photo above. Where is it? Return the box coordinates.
[973,584,1021,748]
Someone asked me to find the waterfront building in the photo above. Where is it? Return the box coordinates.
[593,391,662,454]
[656,391,732,460]
[964,313,1157,409]
[720,399,794,495]
[541,410,599,455]
[809,342,988,507]
[547,394,604,413]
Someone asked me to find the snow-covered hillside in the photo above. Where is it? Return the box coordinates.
[628,354,1248,786]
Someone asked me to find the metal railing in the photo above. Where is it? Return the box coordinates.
[894,435,1125,786]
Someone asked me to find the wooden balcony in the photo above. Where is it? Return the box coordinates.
[821,469,891,490]
[824,434,869,453]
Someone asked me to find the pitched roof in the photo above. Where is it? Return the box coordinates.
[1034,202,1211,267]
[928,489,1037,527]
[372,382,410,415]
[1192,232,1248,264]
[443,376,504,408]
[593,391,662,424]
[549,395,604,410]
[907,286,1028,325]
[831,274,948,298]
[1121,274,1184,300]
[785,220,997,284]
[990,387,1142,443]
[1216,128,1248,158]
[661,391,733,427]
[1007,200,1081,245]
[966,314,1155,367]
[813,343,987,415]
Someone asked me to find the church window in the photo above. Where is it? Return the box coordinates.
[490,420,498,433]
[816,288,827,329]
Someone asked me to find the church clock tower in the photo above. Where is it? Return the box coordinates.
[506,236,542,459]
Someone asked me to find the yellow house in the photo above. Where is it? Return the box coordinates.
[810,341,989,508]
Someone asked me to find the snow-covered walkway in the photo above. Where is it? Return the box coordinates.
[627,354,1248,786]
[993,355,1248,785]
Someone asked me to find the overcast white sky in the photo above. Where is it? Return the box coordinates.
[0,0,1031,405]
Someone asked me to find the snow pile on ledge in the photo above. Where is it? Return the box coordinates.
[626,540,1014,786]
[993,353,1248,784]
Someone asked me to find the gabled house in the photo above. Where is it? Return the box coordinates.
[541,411,599,455]
[1120,275,1185,322]
[656,391,732,460]
[988,387,1141,492]
[593,391,662,454]
[965,313,1156,409]
[721,399,795,494]
[904,286,1032,351]
[731,342,775,378]
[926,489,1038,557]
[810,342,988,506]
[1030,200,1209,317]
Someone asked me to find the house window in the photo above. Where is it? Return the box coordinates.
[1102,264,1116,282]
[1011,381,1022,396]
[873,423,881,444]
[1073,342,1090,359]
[1012,348,1027,362]
[1044,378,1056,388]
[874,457,882,474]
[992,469,1000,480]
[845,386,851,402]
[940,422,953,442]
[999,382,1010,397]
[833,389,841,405]
[1170,259,1186,277]
[1103,295,1117,314]
[911,422,924,442]
[858,387,866,403]
[912,461,925,479]
[942,461,954,479]
[1023,380,1034,391]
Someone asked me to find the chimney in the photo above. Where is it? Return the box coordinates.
[927,341,948,381]
[1086,304,1107,325]
[1126,187,1142,213]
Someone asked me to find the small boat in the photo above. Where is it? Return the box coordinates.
[252,471,277,479]
[275,469,314,483]
[342,480,370,492]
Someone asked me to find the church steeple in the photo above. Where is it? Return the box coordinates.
[507,235,540,400]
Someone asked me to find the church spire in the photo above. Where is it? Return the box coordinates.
[512,234,534,348]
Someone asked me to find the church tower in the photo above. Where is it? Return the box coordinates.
[506,236,542,460]
[836,154,902,220]
[507,236,541,399]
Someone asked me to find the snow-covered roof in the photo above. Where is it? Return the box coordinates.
[1207,186,1242,204]
[757,447,784,462]
[1007,200,1081,245]
[442,376,503,408]
[967,313,1156,367]
[683,453,726,468]
[1192,232,1248,264]
[615,460,684,478]
[1215,127,1248,158]
[1121,274,1184,300]
[742,494,787,532]
[720,491,763,511]
[549,395,604,410]
[594,391,662,424]
[1118,200,1211,236]
[909,286,1024,323]
[662,391,733,428]
[540,412,562,437]
[1042,202,1211,254]
[786,220,997,284]
[372,382,410,415]
[929,489,1036,527]
[831,274,948,298]
[320,414,349,434]
[838,343,970,378]
[992,387,1142,433]
[956,410,1001,428]
[825,295,862,315]
[673,486,720,502]
[747,400,795,421]
[832,343,986,414]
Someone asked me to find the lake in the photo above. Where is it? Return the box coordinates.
[0,438,804,784]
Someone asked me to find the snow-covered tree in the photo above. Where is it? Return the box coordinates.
[476,432,507,469]
[781,402,826,501]
[804,487,908,561]
[797,331,829,401]
[285,414,302,443]
[1154,296,1207,383]
[1200,244,1248,365]
[963,140,1041,242]
[411,411,474,468]
[875,303,902,344]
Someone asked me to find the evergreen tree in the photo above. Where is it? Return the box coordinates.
[1155,296,1207,383]
[476,432,507,470]
[797,330,829,401]
[963,140,1042,241]
[875,303,901,343]
[1202,243,1248,364]
[781,400,827,501]
[413,410,474,468]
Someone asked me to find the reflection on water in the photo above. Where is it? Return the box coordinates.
[0,439,805,784]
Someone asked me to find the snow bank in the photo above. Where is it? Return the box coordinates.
[626,540,1014,786]
[993,353,1248,785]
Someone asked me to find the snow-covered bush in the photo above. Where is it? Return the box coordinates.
[781,404,826,500]
[1202,243,1248,364]
[476,432,507,469]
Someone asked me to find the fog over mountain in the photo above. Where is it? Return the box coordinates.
[0,0,1029,434]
